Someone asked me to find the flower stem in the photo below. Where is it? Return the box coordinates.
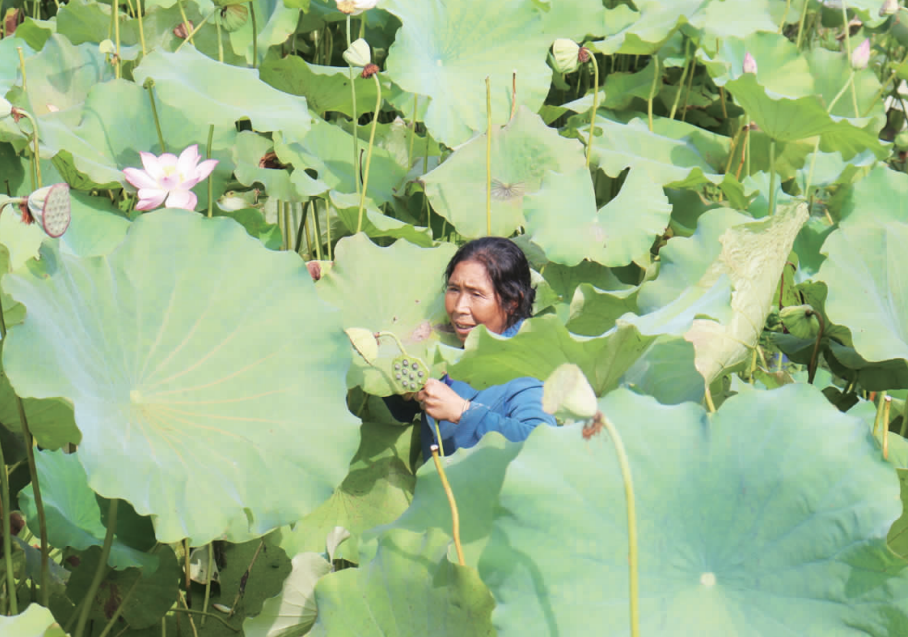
[312,200,323,260]
[283,201,291,251]
[114,0,121,80]
[883,396,892,461]
[216,11,224,63]
[206,124,214,218]
[804,71,854,204]
[485,76,492,236]
[250,0,257,69]
[201,542,213,627]
[597,413,639,637]
[669,42,691,121]
[796,0,810,48]
[585,53,599,169]
[295,199,309,254]
[174,11,216,53]
[324,198,332,260]
[177,0,194,45]
[778,0,791,33]
[346,16,360,196]
[768,138,777,216]
[144,80,167,153]
[135,0,146,56]
[647,54,659,132]
[0,308,15,616]
[356,73,381,234]
[75,499,119,637]
[16,48,41,190]
[839,4,860,118]
[430,445,464,566]
[407,94,417,169]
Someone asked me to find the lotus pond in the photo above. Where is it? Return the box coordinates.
[2,0,908,635]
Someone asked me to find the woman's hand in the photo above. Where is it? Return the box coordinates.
[416,379,470,423]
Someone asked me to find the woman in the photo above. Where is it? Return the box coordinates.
[387,237,556,461]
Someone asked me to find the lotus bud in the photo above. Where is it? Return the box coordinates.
[552,38,581,74]
[335,0,378,15]
[0,96,12,119]
[743,52,758,75]
[173,20,193,39]
[851,38,871,69]
[99,39,116,55]
[343,38,371,68]
[578,46,591,64]
[780,305,820,340]
[880,0,899,15]
[26,183,71,238]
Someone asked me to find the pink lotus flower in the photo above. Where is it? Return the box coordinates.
[743,52,758,75]
[851,38,871,70]
[123,144,218,211]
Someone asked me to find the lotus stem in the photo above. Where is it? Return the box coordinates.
[839,4,860,118]
[681,56,695,122]
[250,0,257,69]
[805,71,855,207]
[647,54,658,132]
[283,201,292,252]
[16,49,41,190]
[430,445,464,566]
[144,80,167,153]
[796,0,810,48]
[312,199,323,260]
[114,0,121,79]
[0,333,15,615]
[719,85,727,119]
[805,308,825,384]
[324,199,332,260]
[768,138,777,216]
[873,391,889,436]
[174,11,215,53]
[227,539,265,619]
[899,396,908,438]
[171,607,239,632]
[177,0,194,45]
[135,0,146,56]
[179,589,199,637]
[296,199,309,254]
[18,398,48,606]
[485,76,492,236]
[883,396,892,460]
[669,42,691,121]
[704,386,717,413]
[510,70,517,120]
[586,53,599,168]
[865,49,908,116]
[75,499,119,637]
[356,73,381,234]
[184,538,192,609]
[346,16,360,197]
[97,569,142,637]
[201,543,213,627]
[407,94,417,169]
[216,12,224,63]
[596,413,639,637]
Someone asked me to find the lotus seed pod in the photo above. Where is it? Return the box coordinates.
[743,52,758,75]
[780,304,821,340]
[401,359,409,367]
[395,373,401,380]
[418,371,424,378]
[394,363,401,370]
[27,183,71,238]
[552,38,581,74]
[343,38,371,68]
[218,4,249,32]
[412,362,418,370]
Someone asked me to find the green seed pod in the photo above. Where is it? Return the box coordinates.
[780,304,821,340]
[552,38,581,74]
[218,3,249,32]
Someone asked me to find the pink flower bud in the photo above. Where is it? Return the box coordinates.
[851,38,870,69]
[743,52,758,75]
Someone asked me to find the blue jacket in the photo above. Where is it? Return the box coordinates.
[384,321,557,461]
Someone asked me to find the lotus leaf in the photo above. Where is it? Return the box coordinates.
[20,449,157,570]
[310,527,495,636]
[592,0,701,55]
[423,107,586,238]
[227,0,299,65]
[565,283,639,336]
[233,131,297,202]
[2,210,360,544]
[481,385,908,636]
[0,605,68,637]
[244,552,333,637]
[840,165,908,229]
[525,168,671,267]
[329,190,433,247]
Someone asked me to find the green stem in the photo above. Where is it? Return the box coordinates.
[16,48,40,190]
[312,200,323,260]
[668,42,691,121]
[874,391,889,436]
[585,53,599,169]
[174,11,216,54]
[0,312,15,618]
[171,607,240,632]
[647,54,659,132]
[201,543,213,628]
[796,0,810,48]
[114,0,121,79]
[899,396,908,438]
[680,55,695,122]
[346,16,360,196]
[324,198,332,260]
[216,10,224,63]
[356,73,382,234]
[177,0,194,45]
[806,308,825,384]
[485,76,492,236]
[840,3,860,118]
[75,499,119,637]
[283,201,291,251]
[778,0,791,32]
[97,569,142,637]
[430,446,464,565]
[135,0,146,56]
[864,49,908,116]
[767,138,776,216]
[250,0,257,68]
[407,94,418,169]
[295,199,309,254]
[145,80,167,153]
[598,413,639,637]
[206,124,214,218]
[804,71,854,202]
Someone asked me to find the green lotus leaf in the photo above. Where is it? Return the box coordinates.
[565,282,639,337]
[12,17,55,52]
[0,604,68,637]
[275,420,415,562]
[0,367,80,451]
[132,47,310,140]
[259,55,379,119]
[227,0,299,65]
[55,0,117,47]
[60,193,131,258]
[0,245,25,328]
[0,37,34,97]
[316,233,457,395]
[592,0,700,55]
[525,168,671,267]
[588,117,724,188]
[621,335,704,404]
[20,449,157,570]
[818,222,908,366]
[423,107,585,239]
[67,545,181,630]
[244,551,333,637]
[309,527,495,637]
[273,117,407,204]
[726,73,834,142]
[840,165,908,229]
[449,315,656,396]
[685,203,808,385]
[480,385,908,636]
[233,131,296,201]
[807,46,884,125]
[534,0,606,41]
[2,210,360,545]
[686,0,779,42]
[381,0,553,148]
[329,190,434,248]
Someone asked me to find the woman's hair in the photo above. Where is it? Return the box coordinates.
[445,237,536,328]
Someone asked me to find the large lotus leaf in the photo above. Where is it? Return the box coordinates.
[273,117,407,204]
[133,47,310,141]
[818,222,908,366]
[685,0,779,42]
[1,210,360,545]
[566,283,640,336]
[0,37,33,96]
[620,335,704,404]
[275,420,415,562]
[686,203,808,385]
[259,56,379,118]
[227,0,299,65]
[480,385,908,637]
[58,193,131,259]
[449,315,656,396]
[807,46,884,124]
[592,0,701,55]
[525,168,671,267]
[423,107,586,239]
[589,117,723,188]
[20,449,157,570]
[840,165,908,229]
[309,527,495,637]
[233,131,296,202]
[726,73,835,142]
[244,552,332,637]
[0,605,68,637]
[381,0,552,147]
[316,234,458,395]
[39,79,237,192]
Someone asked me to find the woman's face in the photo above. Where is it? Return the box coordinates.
[445,260,511,343]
